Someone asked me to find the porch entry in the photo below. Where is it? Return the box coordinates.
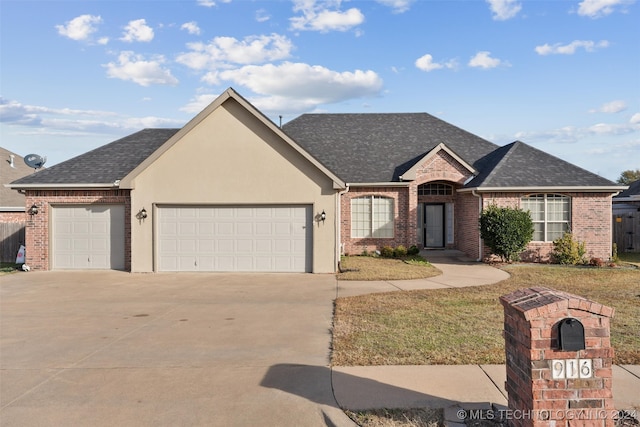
[420,203,454,248]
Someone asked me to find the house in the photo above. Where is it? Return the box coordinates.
[1,147,34,262]
[612,180,640,252]
[9,88,626,272]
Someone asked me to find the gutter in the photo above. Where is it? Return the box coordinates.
[336,185,350,272]
[346,182,409,188]
[459,186,627,193]
[472,190,483,262]
[7,181,122,190]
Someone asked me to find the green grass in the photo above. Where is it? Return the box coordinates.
[0,262,19,273]
[332,264,640,366]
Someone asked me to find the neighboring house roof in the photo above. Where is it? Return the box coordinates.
[11,129,180,187]
[1,147,35,210]
[613,179,640,201]
[282,113,498,183]
[465,141,618,190]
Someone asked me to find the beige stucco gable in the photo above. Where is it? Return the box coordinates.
[125,88,343,273]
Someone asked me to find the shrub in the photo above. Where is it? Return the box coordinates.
[394,245,408,258]
[380,246,394,258]
[589,257,605,268]
[551,232,587,265]
[479,204,534,262]
[407,245,420,256]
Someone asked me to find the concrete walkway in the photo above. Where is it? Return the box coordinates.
[333,250,640,421]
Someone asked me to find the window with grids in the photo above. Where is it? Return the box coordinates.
[418,183,453,196]
[521,194,570,242]
[351,196,394,238]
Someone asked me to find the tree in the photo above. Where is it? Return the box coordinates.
[479,205,534,262]
[616,169,640,185]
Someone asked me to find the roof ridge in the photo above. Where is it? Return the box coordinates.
[478,141,518,186]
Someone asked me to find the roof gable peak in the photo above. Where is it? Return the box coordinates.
[399,142,477,182]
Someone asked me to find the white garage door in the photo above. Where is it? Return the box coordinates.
[52,205,125,270]
[158,205,312,272]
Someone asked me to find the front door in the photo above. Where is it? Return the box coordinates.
[424,204,445,247]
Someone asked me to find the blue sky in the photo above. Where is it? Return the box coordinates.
[1,0,638,181]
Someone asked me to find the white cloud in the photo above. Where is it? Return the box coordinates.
[197,0,216,7]
[486,0,522,20]
[181,21,201,35]
[535,40,609,55]
[215,62,383,113]
[577,0,634,18]
[515,118,640,144]
[256,9,271,22]
[104,51,178,86]
[121,19,154,43]
[468,51,508,69]
[176,34,293,70]
[590,100,628,114]
[630,113,640,124]
[415,54,457,72]
[375,0,415,13]
[55,14,103,42]
[180,94,218,113]
[290,0,365,32]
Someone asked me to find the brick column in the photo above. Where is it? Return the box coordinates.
[500,287,615,427]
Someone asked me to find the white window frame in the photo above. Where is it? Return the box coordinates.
[521,194,571,242]
[351,196,394,238]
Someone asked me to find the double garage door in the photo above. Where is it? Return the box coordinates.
[157,205,312,272]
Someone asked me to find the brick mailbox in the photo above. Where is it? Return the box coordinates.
[500,287,615,427]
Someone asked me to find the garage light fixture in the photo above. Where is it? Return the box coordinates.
[28,204,38,215]
[320,210,326,223]
[137,208,148,220]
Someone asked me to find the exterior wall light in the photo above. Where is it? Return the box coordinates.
[28,204,38,215]
[137,208,148,220]
[320,210,326,222]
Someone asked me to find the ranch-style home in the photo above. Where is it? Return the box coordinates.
[10,88,625,273]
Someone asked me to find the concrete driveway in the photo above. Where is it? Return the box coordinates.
[0,271,352,427]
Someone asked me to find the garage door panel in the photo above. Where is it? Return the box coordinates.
[158,205,311,272]
[53,205,125,270]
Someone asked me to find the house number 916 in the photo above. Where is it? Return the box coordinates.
[551,359,593,379]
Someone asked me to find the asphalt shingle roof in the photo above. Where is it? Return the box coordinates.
[11,129,179,185]
[1,147,34,207]
[283,113,499,183]
[467,141,617,188]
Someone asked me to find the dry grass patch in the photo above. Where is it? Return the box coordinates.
[333,265,640,366]
[345,408,442,427]
[338,256,441,281]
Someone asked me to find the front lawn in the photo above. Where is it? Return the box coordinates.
[332,264,640,366]
[338,255,441,281]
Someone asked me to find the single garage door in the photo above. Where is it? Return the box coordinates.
[52,205,125,270]
[158,205,312,272]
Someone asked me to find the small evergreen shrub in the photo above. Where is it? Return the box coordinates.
[380,246,394,258]
[551,232,586,265]
[479,204,534,262]
[407,245,420,256]
[394,245,408,258]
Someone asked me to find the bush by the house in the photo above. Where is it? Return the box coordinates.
[394,245,408,257]
[408,245,420,256]
[380,246,395,258]
[551,232,587,265]
[479,204,534,262]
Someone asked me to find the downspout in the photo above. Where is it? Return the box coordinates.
[336,185,350,273]
[472,190,483,262]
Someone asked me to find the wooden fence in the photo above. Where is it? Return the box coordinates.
[613,211,639,253]
[1,222,25,263]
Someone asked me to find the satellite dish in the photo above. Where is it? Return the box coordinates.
[24,154,47,170]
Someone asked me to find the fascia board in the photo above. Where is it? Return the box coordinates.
[347,182,410,187]
[7,183,118,190]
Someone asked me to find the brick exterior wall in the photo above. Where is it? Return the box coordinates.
[501,287,615,427]
[24,190,131,271]
[481,192,613,262]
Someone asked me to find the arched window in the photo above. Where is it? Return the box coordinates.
[418,182,453,196]
[351,196,394,238]
[521,194,571,242]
